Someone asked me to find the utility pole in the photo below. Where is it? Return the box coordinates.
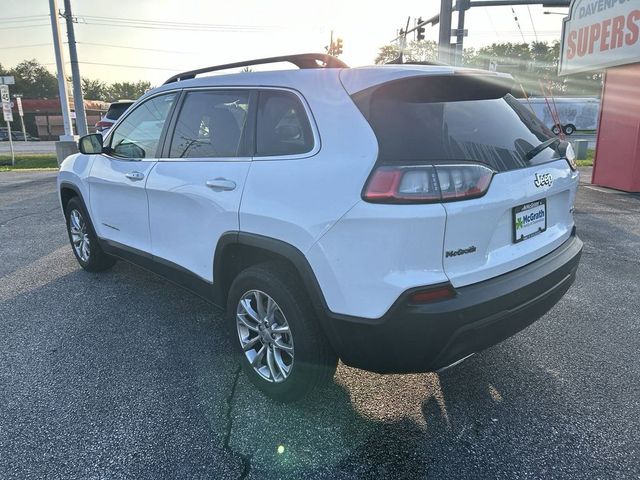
[63,0,88,136]
[438,0,453,64]
[48,0,74,141]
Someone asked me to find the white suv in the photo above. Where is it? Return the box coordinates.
[58,54,583,401]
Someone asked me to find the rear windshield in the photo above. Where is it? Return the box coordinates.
[353,76,558,171]
[106,103,132,121]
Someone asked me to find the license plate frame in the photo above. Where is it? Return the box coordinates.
[513,199,547,243]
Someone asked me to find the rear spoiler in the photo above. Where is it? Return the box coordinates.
[340,66,513,96]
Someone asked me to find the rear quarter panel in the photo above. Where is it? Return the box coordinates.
[239,73,378,252]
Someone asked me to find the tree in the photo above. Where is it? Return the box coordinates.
[375,44,402,64]
[81,78,108,101]
[465,41,602,96]
[375,40,438,65]
[9,59,58,98]
[374,41,602,97]
[405,40,438,63]
[106,81,152,102]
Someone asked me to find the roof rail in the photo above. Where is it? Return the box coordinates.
[163,53,348,84]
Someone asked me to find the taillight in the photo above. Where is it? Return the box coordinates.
[363,164,494,204]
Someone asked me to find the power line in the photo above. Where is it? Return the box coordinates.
[0,14,48,22]
[0,23,51,30]
[76,14,278,31]
[43,61,184,72]
[77,21,273,33]
[73,15,278,33]
[0,41,192,54]
[1,43,51,50]
[526,5,539,42]
[76,61,187,72]
[0,17,48,25]
[76,41,193,54]
[483,9,501,40]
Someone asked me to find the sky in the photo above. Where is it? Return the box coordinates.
[0,0,569,86]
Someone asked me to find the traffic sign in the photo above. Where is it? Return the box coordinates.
[0,84,9,103]
[1,85,12,122]
[0,76,15,85]
[15,97,23,117]
[2,102,13,123]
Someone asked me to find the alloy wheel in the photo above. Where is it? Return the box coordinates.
[69,209,91,263]
[236,290,294,383]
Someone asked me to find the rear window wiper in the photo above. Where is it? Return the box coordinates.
[524,137,561,161]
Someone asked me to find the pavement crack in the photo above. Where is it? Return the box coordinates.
[223,364,252,480]
[0,207,59,227]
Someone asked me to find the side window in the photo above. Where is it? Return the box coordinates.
[109,93,176,159]
[169,91,250,158]
[256,90,314,157]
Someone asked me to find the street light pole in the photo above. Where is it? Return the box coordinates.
[438,0,453,64]
[48,0,74,141]
[63,0,88,136]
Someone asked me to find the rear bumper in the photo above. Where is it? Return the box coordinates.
[325,232,583,373]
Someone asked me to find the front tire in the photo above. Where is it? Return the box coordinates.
[65,197,116,272]
[563,124,576,135]
[552,124,562,135]
[227,263,337,402]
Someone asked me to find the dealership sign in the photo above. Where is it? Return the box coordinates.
[559,0,640,76]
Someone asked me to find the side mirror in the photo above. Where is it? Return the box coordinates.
[78,133,104,154]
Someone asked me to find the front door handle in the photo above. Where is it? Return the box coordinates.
[206,178,237,191]
[125,171,145,181]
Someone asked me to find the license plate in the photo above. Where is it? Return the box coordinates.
[513,199,547,243]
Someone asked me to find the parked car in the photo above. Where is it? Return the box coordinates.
[58,54,583,402]
[0,128,39,141]
[94,100,134,134]
[14,131,40,141]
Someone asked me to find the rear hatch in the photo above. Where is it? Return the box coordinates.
[350,71,579,287]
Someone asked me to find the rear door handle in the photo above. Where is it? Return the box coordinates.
[206,178,237,191]
[125,171,145,181]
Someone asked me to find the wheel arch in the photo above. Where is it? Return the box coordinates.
[213,232,340,348]
[59,181,85,212]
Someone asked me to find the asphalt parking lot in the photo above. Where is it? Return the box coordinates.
[0,169,638,479]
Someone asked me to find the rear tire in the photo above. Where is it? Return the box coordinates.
[65,196,116,272]
[563,124,576,135]
[226,262,337,402]
[552,124,562,135]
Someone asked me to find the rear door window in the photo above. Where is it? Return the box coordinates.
[256,90,314,157]
[169,90,251,158]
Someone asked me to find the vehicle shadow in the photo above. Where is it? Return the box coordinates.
[0,257,602,480]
